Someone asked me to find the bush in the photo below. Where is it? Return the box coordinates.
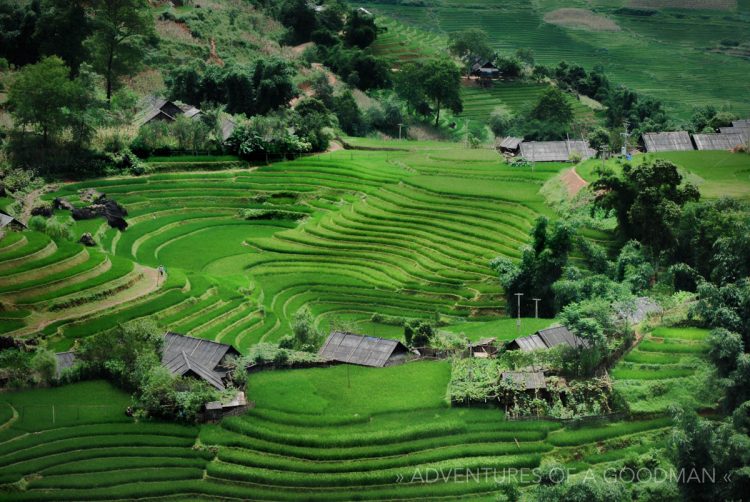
[28,215,75,241]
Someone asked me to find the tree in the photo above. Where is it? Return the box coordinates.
[343,9,377,49]
[530,87,573,124]
[422,59,463,126]
[515,48,535,66]
[85,0,154,101]
[251,57,296,115]
[7,56,84,146]
[404,320,434,348]
[588,127,610,156]
[488,109,512,137]
[35,0,91,74]
[447,28,494,73]
[0,0,41,66]
[279,306,323,352]
[333,90,366,136]
[707,328,744,378]
[670,409,717,502]
[491,216,573,317]
[277,0,317,44]
[594,159,700,255]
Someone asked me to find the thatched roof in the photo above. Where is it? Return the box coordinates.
[497,137,523,150]
[693,133,746,151]
[519,140,595,162]
[162,332,239,390]
[318,332,408,367]
[642,131,693,153]
[502,371,546,390]
[509,326,586,352]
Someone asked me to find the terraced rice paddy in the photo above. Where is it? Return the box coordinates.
[613,326,716,413]
[1,144,616,352]
[365,1,750,118]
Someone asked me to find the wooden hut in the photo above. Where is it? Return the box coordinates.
[642,131,694,153]
[693,133,746,151]
[471,337,498,358]
[318,332,410,367]
[519,140,595,162]
[137,97,202,126]
[497,137,523,155]
[162,332,240,390]
[507,326,586,352]
[0,211,26,231]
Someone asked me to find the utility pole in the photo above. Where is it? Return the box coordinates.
[620,120,630,156]
[532,298,541,319]
[398,123,404,141]
[514,293,524,335]
[601,144,610,171]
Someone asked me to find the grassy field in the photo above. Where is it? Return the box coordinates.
[363,0,750,118]
[1,142,618,351]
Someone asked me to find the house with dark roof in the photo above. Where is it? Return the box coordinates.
[318,332,410,367]
[0,211,26,231]
[137,97,201,126]
[162,332,240,390]
[471,60,501,79]
[507,326,586,352]
[497,137,523,155]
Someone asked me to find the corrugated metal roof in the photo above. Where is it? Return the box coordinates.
[719,127,750,138]
[693,133,746,151]
[55,352,77,378]
[642,131,694,153]
[537,326,586,349]
[161,332,238,390]
[318,332,408,367]
[519,140,595,162]
[502,371,546,390]
[733,119,750,128]
[498,137,523,150]
[512,334,547,352]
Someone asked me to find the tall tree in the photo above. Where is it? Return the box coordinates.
[85,0,153,101]
[447,28,494,73]
[422,59,463,127]
[0,0,41,66]
[594,159,700,255]
[35,0,91,74]
[343,9,377,49]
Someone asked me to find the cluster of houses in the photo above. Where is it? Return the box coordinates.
[643,120,749,153]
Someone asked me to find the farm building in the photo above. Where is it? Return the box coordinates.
[497,137,523,155]
[519,140,595,162]
[734,119,750,128]
[501,371,546,391]
[318,332,410,367]
[204,391,249,421]
[719,127,750,138]
[642,131,694,153]
[471,60,501,79]
[693,133,747,151]
[471,337,498,358]
[54,351,77,379]
[138,97,201,126]
[0,211,25,231]
[162,332,240,390]
[507,326,586,352]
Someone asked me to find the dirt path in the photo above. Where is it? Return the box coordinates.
[560,166,588,197]
[19,188,43,225]
[326,140,344,153]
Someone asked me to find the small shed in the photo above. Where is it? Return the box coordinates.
[501,371,546,391]
[55,351,77,379]
[204,391,249,421]
[519,140,595,162]
[0,211,25,231]
[497,137,523,155]
[471,337,498,358]
[693,133,746,151]
[162,332,240,390]
[318,332,409,367]
[507,326,586,352]
[642,131,694,153]
[471,60,501,79]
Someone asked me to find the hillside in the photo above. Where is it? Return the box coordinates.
[360,0,750,118]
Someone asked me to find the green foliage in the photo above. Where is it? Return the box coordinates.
[0,347,58,388]
[395,59,463,126]
[28,215,75,241]
[594,159,700,254]
[85,0,154,100]
[448,28,494,72]
[492,216,572,317]
[225,113,312,158]
[707,328,744,378]
[343,9,377,49]
[278,307,324,352]
[403,319,434,348]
